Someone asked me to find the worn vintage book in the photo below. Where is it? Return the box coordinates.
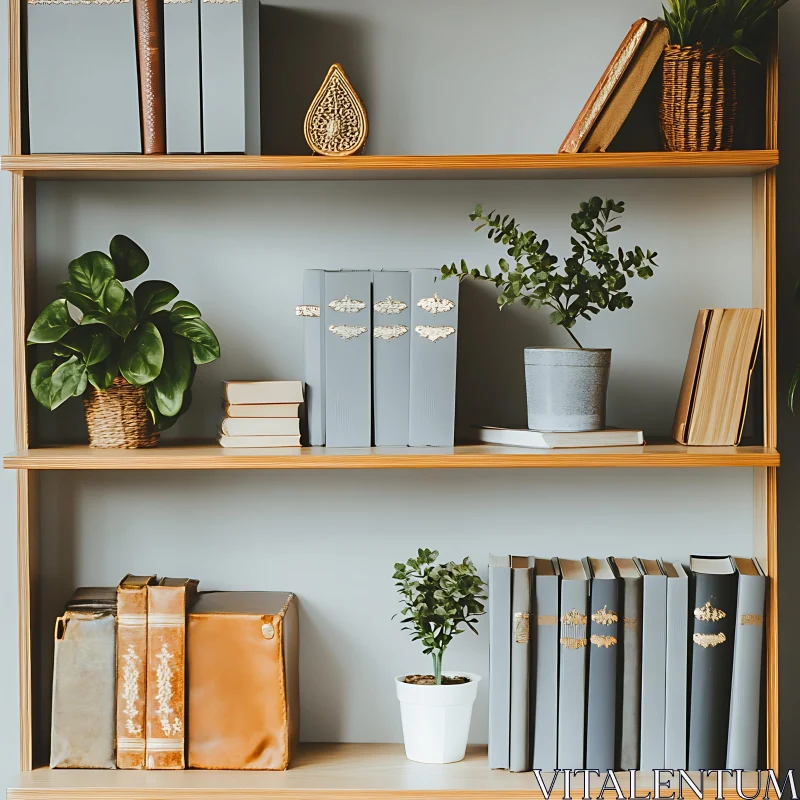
[510,556,535,772]
[584,557,619,770]
[612,557,643,770]
[557,558,590,769]
[51,588,117,769]
[188,592,299,769]
[673,308,763,446]
[224,381,304,406]
[408,271,459,447]
[221,418,301,437]
[372,271,411,447]
[325,271,373,447]
[477,427,644,449]
[27,0,141,154]
[134,0,167,154]
[224,403,301,418]
[145,578,199,769]
[532,558,560,771]
[200,0,261,153]
[301,270,325,445]
[661,560,689,770]
[727,557,766,769]
[688,555,738,769]
[218,435,302,448]
[164,0,202,153]
[488,555,511,770]
[116,575,158,769]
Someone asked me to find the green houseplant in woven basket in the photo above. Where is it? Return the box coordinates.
[27,235,220,449]
[661,0,790,151]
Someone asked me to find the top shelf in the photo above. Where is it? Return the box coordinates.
[1,151,779,181]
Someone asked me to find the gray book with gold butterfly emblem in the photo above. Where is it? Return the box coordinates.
[301,270,325,446]
[556,558,590,769]
[372,271,411,447]
[164,0,202,153]
[408,270,459,447]
[488,554,511,770]
[510,556,534,772]
[324,271,372,447]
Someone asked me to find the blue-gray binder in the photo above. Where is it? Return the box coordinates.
[302,270,326,446]
[164,0,202,153]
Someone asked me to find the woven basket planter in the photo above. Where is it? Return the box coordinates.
[84,376,159,449]
[660,45,737,151]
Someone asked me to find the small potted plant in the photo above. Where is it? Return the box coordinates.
[27,235,220,448]
[443,197,658,432]
[393,549,486,764]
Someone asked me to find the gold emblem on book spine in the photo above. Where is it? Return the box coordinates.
[694,601,726,622]
[740,614,763,626]
[295,305,320,318]
[328,295,366,314]
[561,610,587,626]
[591,606,618,626]
[329,325,368,341]
[537,615,558,626]
[514,613,530,644]
[693,632,727,649]
[415,325,456,343]
[560,609,587,649]
[417,293,456,315]
[560,637,587,649]
[374,296,408,315]
[590,634,617,648]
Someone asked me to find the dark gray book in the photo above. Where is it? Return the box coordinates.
[688,555,738,770]
[557,558,590,769]
[301,270,325,446]
[488,554,511,770]
[324,271,372,447]
[532,559,560,771]
[372,272,411,447]
[661,560,689,770]
[613,557,643,770]
[727,557,766,769]
[585,557,619,770]
[408,271,459,447]
[200,0,261,153]
[164,0,202,153]
[27,0,141,154]
[509,556,534,772]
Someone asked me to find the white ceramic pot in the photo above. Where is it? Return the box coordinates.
[394,671,481,764]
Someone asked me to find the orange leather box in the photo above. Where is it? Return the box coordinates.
[187,592,299,770]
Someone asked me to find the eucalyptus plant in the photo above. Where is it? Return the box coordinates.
[27,235,220,430]
[393,549,486,686]
[442,197,658,349]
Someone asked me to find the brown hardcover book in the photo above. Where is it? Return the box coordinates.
[134,0,166,154]
[145,577,198,769]
[673,309,763,446]
[188,592,299,770]
[672,309,712,444]
[116,574,157,769]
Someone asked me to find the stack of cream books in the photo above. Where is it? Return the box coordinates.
[219,381,303,448]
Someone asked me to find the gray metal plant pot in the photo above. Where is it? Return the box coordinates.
[524,347,612,432]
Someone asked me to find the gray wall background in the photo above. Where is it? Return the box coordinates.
[1,0,800,783]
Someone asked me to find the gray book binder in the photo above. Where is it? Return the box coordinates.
[585,557,619,770]
[636,558,667,771]
[488,555,511,770]
[324,271,372,447]
[200,0,261,153]
[27,0,141,154]
[164,0,202,154]
[372,272,411,447]
[532,558,560,771]
[408,271,459,447]
[727,557,766,769]
[613,557,643,770]
[557,558,590,769]
[510,556,534,772]
[661,560,689,770]
[302,270,326,446]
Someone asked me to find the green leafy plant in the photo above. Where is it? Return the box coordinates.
[27,235,220,429]
[662,0,791,62]
[442,197,658,349]
[393,549,486,686]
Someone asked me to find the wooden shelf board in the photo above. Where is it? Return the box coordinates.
[8,744,762,800]
[2,443,780,470]
[0,151,779,181]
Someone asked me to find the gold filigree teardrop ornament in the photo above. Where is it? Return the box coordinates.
[304,63,368,157]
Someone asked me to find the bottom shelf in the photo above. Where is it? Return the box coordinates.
[9,743,761,799]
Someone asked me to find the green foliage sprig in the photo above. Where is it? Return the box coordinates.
[442,197,658,349]
[393,549,486,686]
[27,235,220,430]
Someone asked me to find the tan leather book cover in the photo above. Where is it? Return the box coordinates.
[581,21,669,153]
[134,0,166,154]
[672,309,712,444]
[145,578,198,769]
[188,592,299,770]
[559,19,649,154]
[116,574,157,769]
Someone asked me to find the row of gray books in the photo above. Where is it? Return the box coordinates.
[298,269,459,448]
[489,555,765,772]
[26,0,259,154]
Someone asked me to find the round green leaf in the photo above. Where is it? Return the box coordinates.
[109,235,149,282]
[67,251,116,301]
[152,334,192,417]
[87,347,120,391]
[81,291,137,340]
[103,279,125,314]
[134,280,180,319]
[172,318,221,364]
[59,327,113,366]
[49,357,87,409]
[30,360,57,409]
[58,281,98,314]
[169,300,202,321]
[145,384,193,431]
[28,299,75,344]
[119,322,164,386]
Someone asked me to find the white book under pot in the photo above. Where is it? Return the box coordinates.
[223,403,301,418]
[477,427,644,449]
[224,381,304,406]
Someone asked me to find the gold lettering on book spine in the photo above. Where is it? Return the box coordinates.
[740,614,763,626]
[694,601,726,622]
[591,606,618,625]
[514,613,530,644]
[537,615,558,626]
[693,632,727,649]
[560,609,587,650]
[590,634,617,648]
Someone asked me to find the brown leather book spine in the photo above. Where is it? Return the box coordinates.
[135,0,166,155]
[672,309,712,444]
